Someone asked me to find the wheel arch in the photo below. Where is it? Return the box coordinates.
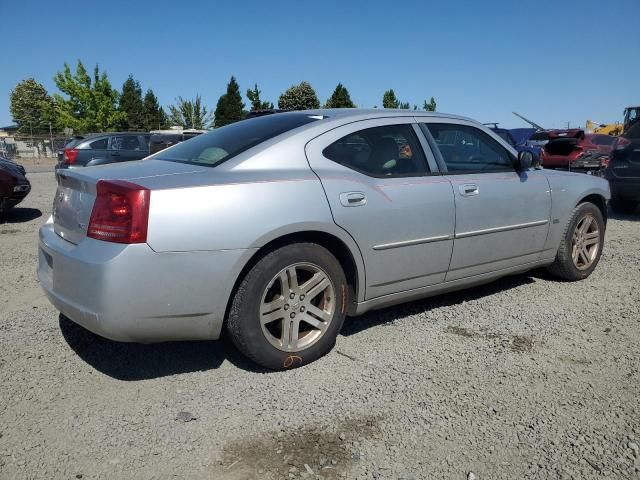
[578,193,608,224]
[224,229,366,326]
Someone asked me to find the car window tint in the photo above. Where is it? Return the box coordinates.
[155,113,320,167]
[89,138,108,150]
[322,124,427,177]
[111,136,141,151]
[426,124,513,173]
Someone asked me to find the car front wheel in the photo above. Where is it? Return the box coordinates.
[227,243,347,370]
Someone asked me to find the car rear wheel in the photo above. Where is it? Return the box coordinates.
[610,196,638,214]
[227,243,347,370]
[547,202,605,281]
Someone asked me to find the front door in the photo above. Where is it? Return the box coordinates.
[305,118,456,299]
[109,135,145,163]
[421,121,552,281]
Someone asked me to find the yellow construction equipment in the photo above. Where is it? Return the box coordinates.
[586,106,640,136]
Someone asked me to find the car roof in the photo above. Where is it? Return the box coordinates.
[299,108,473,122]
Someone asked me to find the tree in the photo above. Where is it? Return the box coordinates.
[324,83,356,108]
[399,102,410,109]
[214,76,245,128]
[278,81,320,110]
[53,60,125,132]
[9,78,56,134]
[142,89,167,130]
[382,89,400,109]
[246,83,273,111]
[167,95,212,129]
[423,97,437,112]
[118,75,144,130]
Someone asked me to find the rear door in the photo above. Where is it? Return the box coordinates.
[421,120,551,281]
[109,135,146,163]
[305,117,455,299]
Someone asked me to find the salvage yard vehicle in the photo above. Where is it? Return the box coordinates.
[56,132,151,170]
[541,130,616,175]
[604,134,640,214]
[0,156,31,213]
[38,110,610,370]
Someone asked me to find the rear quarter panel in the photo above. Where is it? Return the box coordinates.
[543,170,610,257]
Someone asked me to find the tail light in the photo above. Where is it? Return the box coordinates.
[64,148,78,164]
[614,137,631,151]
[87,180,150,244]
[600,155,610,168]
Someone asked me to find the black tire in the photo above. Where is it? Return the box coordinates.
[547,202,605,281]
[610,196,638,214]
[227,243,347,370]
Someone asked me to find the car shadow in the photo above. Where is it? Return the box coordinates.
[58,315,271,380]
[60,272,551,379]
[341,273,537,336]
[1,207,42,224]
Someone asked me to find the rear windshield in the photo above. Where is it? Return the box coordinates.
[155,113,320,167]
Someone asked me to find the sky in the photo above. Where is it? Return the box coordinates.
[2,0,639,130]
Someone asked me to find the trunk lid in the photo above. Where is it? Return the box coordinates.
[53,159,206,244]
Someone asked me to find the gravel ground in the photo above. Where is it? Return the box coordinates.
[1,171,639,479]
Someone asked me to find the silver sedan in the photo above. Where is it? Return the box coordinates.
[38,110,610,369]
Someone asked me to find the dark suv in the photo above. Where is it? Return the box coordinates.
[56,132,151,170]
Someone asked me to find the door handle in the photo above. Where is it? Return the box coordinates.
[339,192,367,207]
[459,183,479,196]
[111,152,121,157]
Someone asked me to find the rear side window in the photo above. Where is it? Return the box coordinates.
[592,135,616,146]
[322,124,427,177]
[89,138,108,149]
[425,123,513,173]
[155,113,320,167]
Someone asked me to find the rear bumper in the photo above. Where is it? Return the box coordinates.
[603,171,640,200]
[37,218,256,342]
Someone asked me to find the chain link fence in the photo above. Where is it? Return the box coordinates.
[0,134,70,161]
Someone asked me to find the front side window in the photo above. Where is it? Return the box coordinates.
[111,136,141,151]
[425,123,514,173]
[322,124,427,177]
[155,112,320,167]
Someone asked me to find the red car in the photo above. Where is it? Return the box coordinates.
[541,130,617,173]
[0,157,31,213]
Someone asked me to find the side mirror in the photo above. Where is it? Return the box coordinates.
[516,150,534,171]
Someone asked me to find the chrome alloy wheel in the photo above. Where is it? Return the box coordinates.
[259,263,336,352]
[571,214,600,270]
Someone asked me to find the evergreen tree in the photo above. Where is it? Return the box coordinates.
[142,89,167,130]
[278,82,320,110]
[382,89,400,109]
[324,83,356,108]
[118,75,144,130]
[214,76,245,128]
[246,83,273,111]
[423,97,437,112]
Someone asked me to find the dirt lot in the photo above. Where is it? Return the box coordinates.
[1,172,639,479]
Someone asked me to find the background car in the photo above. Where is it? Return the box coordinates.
[39,110,609,370]
[541,130,616,174]
[148,129,206,155]
[0,156,31,213]
[488,125,541,159]
[56,132,151,170]
[604,135,640,214]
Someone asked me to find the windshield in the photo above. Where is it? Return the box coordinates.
[495,130,515,146]
[154,113,320,167]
